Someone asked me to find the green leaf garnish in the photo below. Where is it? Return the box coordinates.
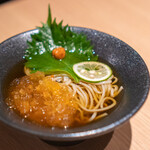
[24,5,98,82]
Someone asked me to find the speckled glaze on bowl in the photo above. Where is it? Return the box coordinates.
[0,27,149,141]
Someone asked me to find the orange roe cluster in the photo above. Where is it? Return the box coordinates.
[5,72,79,128]
[52,47,66,59]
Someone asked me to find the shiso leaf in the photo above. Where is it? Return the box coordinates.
[24,5,98,82]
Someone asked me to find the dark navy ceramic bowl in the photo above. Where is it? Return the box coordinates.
[0,27,149,141]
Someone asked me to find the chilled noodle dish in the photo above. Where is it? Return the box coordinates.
[5,6,123,128]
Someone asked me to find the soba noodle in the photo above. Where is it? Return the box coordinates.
[43,73,123,123]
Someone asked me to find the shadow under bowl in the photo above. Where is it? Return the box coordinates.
[0,27,149,142]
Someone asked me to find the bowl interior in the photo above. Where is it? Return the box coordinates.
[0,27,149,141]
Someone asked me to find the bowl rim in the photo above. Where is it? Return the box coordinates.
[0,27,149,141]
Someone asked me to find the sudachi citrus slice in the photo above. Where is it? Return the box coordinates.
[73,61,112,83]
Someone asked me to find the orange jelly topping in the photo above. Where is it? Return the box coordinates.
[5,72,79,128]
